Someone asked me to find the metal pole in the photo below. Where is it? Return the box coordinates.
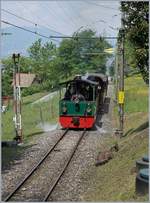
[115,44,119,101]
[12,53,23,143]
[118,12,125,137]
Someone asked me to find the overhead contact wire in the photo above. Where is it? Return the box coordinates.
[2,8,66,37]
[1,20,59,42]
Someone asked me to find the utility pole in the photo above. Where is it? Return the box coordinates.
[118,12,125,137]
[12,53,23,143]
[115,43,119,101]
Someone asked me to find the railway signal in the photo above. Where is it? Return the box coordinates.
[12,53,23,143]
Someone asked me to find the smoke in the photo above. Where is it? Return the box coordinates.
[95,124,107,134]
[81,72,89,80]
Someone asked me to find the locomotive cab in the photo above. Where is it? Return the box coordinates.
[59,78,98,128]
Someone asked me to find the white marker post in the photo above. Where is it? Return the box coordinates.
[12,53,23,143]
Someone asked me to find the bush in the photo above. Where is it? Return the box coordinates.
[22,84,43,96]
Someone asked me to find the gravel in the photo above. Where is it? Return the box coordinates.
[2,84,114,202]
[2,130,62,200]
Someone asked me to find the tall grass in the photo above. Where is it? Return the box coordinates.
[2,91,60,141]
[124,75,148,113]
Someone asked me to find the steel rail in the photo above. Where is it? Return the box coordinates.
[4,129,69,202]
[43,129,87,201]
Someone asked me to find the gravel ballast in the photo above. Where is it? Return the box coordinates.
[2,85,114,202]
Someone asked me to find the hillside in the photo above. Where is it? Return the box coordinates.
[82,74,148,201]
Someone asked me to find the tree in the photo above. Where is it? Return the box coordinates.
[2,29,112,96]
[121,1,149,84]
[28,39,57,88]
[58,29,111,77]
[2,56,32,96]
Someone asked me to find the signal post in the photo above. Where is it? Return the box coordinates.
[12,53,23,143]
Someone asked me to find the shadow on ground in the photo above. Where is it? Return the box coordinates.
[123,121,149,137]
[95,97,111,130]
[2,143,36,172]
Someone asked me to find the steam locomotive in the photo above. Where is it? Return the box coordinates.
[59,73,108,129]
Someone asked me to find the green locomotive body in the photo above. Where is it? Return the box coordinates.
[59,74,108,128]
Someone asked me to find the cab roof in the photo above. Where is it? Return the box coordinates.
[86,73,108,83]
[59,78,98,86]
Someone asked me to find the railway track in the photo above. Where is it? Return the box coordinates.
[4,129,86,202]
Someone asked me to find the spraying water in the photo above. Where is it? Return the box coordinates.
[38,122,58,132]
[95,124,108,134]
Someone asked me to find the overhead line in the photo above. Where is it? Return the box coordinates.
[1,20,60,42]
[38,3,74,35]
[2,9,37,25]
[49,35,118,39]
[57,1,77,28]
[2,8,66,36]
[85,1,119,11]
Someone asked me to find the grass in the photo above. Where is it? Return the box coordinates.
[2,91,60,142]
[22,91,48,104]
[124,74,148,113]
[82,74,149,201]
[114,74,148,134]
[2,74,149,201]
[123,74,148,135]
[82,128,148,201]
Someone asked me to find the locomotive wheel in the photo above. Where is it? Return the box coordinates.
[136,169,149,195]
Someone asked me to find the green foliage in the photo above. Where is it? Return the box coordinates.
[121,1,149,84]
[2,29,111,97]
[58,29,111,77]
[21,84,44,96]
[109,60,115,76]
[2,56,32,96]
[28,38,57,84]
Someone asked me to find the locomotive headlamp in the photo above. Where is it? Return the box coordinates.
[62,106,67,113]
[87,107,92,113]
[87,103,92,113]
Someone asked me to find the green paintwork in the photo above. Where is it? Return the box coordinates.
[59,100,96,116]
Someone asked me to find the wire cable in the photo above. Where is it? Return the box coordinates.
[38,2,75,34]
[2,8,66,36]
[1,20,60,42]
[2,9,37,25]
[85,1,119,11]
[57,1,77,28]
